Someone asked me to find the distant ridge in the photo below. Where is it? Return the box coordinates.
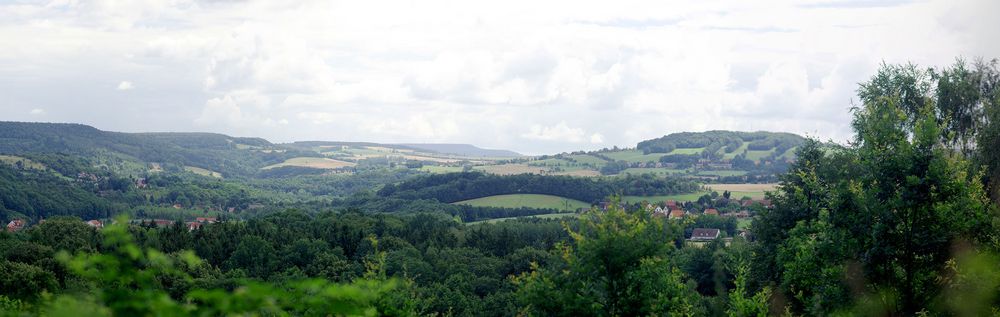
[398,144,521,157]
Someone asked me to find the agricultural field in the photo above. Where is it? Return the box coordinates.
[622,192,711,204]
[719,142,750,159]
[453,194,591,211]
[619,168,688,176]
[564,154,608,166]
[704,183,777,199]
[552,169,602,177]
[744,149,776,161]
[473,164,549,175]
[0,155,47,170]
[777,146,798,160]
[696,170,748,177]
[466,212,579,225]
[263,157,356,170]
[184,166,223,178]
[666,147,705,155]
[418,165,465,174]
[602,150,666,163]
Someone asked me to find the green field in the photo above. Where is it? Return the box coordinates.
[0,155,48,170]
[622,191,710,203]
[564,154,608,166]
[619,168,688,176]
[720,142,750,159]
[744,149,776,161]
[466,212,579,225]
[696,170,748,177]
[184,166,222,178]
[777,146,798,160]
[453,194,591,211]
[418,165,465,173]
[603,150,666,163]
[666,147,705,155]
[529,158,574,166]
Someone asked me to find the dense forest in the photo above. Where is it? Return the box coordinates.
[2,58,1000,316]
[376,172,700,204]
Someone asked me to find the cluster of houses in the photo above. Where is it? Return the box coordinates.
[647,198,771,220]
[6,218,106,232]
[5,216,221,233]
[641,197,775,242]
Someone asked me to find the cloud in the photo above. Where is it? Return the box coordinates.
[0,0,994,153]
[117,81,134,90]
[29,108,45,115]
[521,122,590,143]
[590,133,605,144]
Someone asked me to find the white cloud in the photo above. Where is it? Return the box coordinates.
[590,133,605,144]
[521,122,590,143]
[0,0,996,153]
[29,108,45,115]
[117,81,134,90]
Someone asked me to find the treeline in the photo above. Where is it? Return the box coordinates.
[1,204,769,316]
[376,172,700,203]
[748,58,1000,315]
[637,130,803,154]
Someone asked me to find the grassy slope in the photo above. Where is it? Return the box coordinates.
[0,155,48,170]
[619,168,688,176]
[622,192,710,203]
[184,166,222,178]
[466,212,579,225]
[418,166,465,173]
[263,157,356,170]
[453,194,591,211]
[603,150,666,163]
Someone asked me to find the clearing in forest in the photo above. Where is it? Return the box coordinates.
[454,194,591,211]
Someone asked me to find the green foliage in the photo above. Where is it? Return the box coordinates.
[378,172,700,204]
[13,216,397,317]
[751,60,1000,315]
[515,200,698,316]
[726,263,769,317]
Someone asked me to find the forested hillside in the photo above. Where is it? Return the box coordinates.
[2,59,1000,316]
[377,172,700,204]
[0,122,311,178]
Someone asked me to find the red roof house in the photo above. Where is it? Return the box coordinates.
[6,219,25,232]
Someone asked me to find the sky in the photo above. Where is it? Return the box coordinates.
[1,0,998,155]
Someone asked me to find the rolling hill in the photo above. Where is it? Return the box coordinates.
[398,143,521,157]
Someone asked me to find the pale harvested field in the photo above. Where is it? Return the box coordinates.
[705,183,778,192]
[475,164,549,175]
[263,157,357,170]
[554,170,602,177]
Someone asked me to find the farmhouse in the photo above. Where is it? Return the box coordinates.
[85,220,103,229]
[704,208,720,216]
[6,219,25,232]
[670,210,686,219]
[665,200,678,208]
[689,228,721,241]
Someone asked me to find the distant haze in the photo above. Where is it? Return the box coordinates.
[1,0,997,155]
